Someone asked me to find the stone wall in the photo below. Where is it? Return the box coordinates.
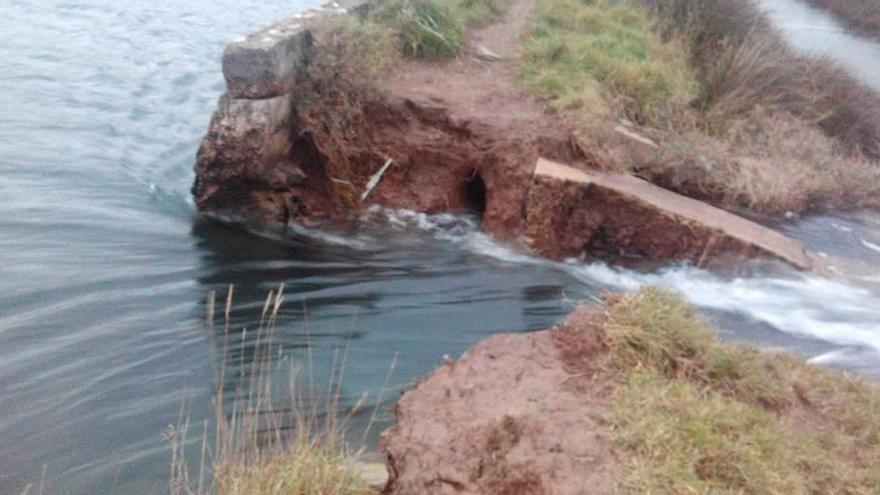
[192,0,369,229]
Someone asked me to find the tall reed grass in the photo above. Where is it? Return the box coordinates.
[641,0,880,159]
[168,285,391,495]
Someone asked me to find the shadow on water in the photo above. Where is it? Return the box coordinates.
[188,213,592,456]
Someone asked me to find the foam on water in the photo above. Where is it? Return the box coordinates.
[352,208,880,355]
[567,262,880,353]
[362,206,546,265]
[861,238,880,254]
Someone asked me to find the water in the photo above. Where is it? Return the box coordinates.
[757,0,880,91]
[1,0,879,493]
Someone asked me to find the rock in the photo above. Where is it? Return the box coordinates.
[353,461,389,490]
[193,93,300,223]
[222,19,312,99]
[221,0,372,99]
[195,93,294,185]
[474,44,503,61]
[381,309,621,494]
[525,158,824,270]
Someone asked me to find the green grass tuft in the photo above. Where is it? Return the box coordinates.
[519,0,698,126]
[372,0,466,58]
[213,435,374,495]
[606,288,880,494]
[372,0,509,58]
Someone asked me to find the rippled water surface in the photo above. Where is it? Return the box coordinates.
[1,0,879,493]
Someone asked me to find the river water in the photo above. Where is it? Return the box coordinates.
[1,0,879,493]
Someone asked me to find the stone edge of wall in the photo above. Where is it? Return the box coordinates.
[221,0,371,99]
[193,0,372,219]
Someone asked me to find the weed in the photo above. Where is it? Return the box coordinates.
[168,286,387,495]
[604,289,880,493]
[519,0,698,127]
[371,0,509,58]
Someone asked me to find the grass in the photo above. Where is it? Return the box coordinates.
[517,0,880,213]
[640,0,880,157]
[803,0,880,39]
[519,0,698,127]
[168,286,384,495]
[371,0,509,58]
[604,289,880,494]
[211,436,373,495]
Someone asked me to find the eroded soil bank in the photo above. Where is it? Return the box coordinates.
[192,0,827,270]
[381,307,621,495]
[380,291,880,494]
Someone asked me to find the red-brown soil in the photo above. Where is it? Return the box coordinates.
[193,0,823,270]
[380,306,622,495]
[329,0,584,238]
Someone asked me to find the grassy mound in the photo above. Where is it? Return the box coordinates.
[605,289,880,494]
[212,435,373,495]
[518,0,880,214]
[519,0,698,126]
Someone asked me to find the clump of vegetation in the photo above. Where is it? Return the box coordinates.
[605,289,880,494]
[168,287,381,495]
[371,0,466,58]
[518,0,880,213]
[210,435,374,495]
[641,0,880,159]
[371,0,508,57]
[804,0,880,39]
[519,0,698,127]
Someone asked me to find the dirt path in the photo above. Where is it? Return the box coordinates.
[385,0,567,142]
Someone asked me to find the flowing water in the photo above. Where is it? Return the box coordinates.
[1,0,879,493]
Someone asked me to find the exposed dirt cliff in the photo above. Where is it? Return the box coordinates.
[381,307,621,495]
[192,0,824,270]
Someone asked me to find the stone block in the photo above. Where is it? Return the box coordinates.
[222,19,312,99]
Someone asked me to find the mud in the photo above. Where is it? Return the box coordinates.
[380,307,621,495]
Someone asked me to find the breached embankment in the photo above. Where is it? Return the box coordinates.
[380,291,880,494]
[192,0,823,272]
[189,2,880,493]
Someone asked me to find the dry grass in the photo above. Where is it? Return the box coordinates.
[168,286,383,495]
[640,114,880,214]
[641,0,880,159]
[518,0,880,213]
[803,0,880,39]
[210,436,373,495]
[605,289,880,494]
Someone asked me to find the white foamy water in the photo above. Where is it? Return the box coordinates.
[567,262,880,353]
[358,208,880,357]
[861,238,880,254]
